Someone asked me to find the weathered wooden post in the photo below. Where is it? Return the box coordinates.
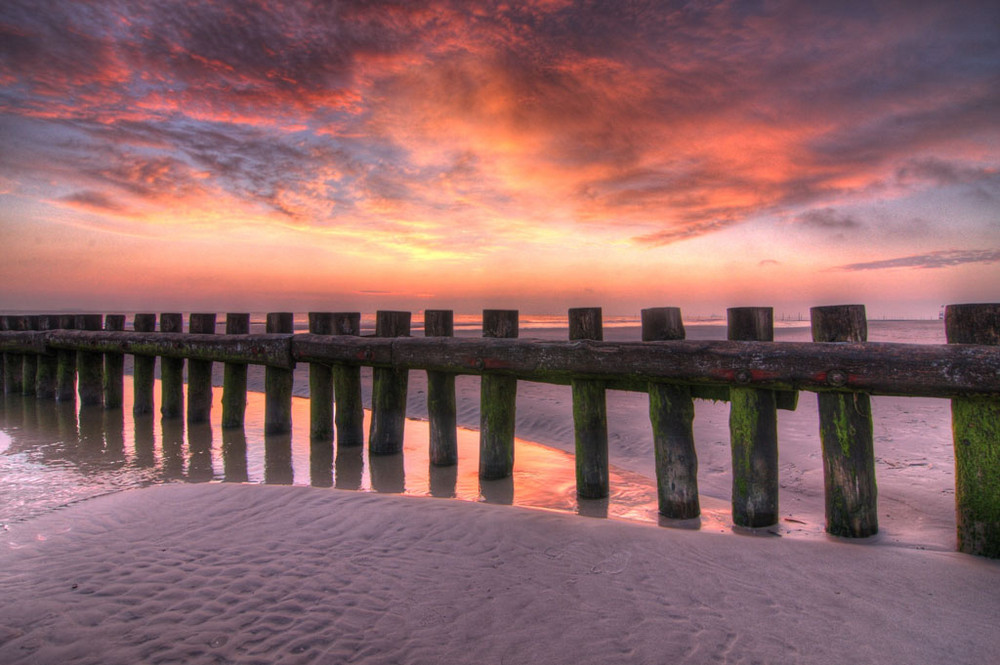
[727,307,779,528]
[221,313,250,428]
[35,315,58,399]
[159,313,184,419]
[644,307,700,519]
[333,313,364,447]
[480,309,518,480]
[21,315,39,396]
[811,305,878,538]
[186,313,216,423]
[76,314,103,406]
[946,303,1000,558]
[2,315,25,395]
[103,315,126,409]
[369,311,411,455]
[132,314,157,415]
[426,309,458,466]
[265,312,294,435]
[570,307,609,498]
[308,312,335,441]
[55,314,77,402]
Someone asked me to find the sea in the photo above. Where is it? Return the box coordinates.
[1,316,953,547]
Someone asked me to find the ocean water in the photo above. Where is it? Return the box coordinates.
[1,318,954,547]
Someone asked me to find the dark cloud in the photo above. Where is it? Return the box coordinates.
[797,208,862,230]
[833,249,1000,271]
[58,190,130,214]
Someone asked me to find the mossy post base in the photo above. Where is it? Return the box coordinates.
[426,310,458,466]
[264,313,294,435]
[570,307,609,499]
[728,307,779,528]
[643,307,700,519]
[76,314,104,407]
[370,311,411,455]
[308,312,335,441]
[811,305,878,538]
[132,314,157,416]
[55,315,77,403]
[946,303,1000,558]
[480,310,518,480]
[35,315,58,399]
[159,313,184,419]
[221,313,250,428]
[332,313,364,447]
[187,313,216,423]
[103,315,126,409]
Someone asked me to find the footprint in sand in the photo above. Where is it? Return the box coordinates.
[591,550,631,575]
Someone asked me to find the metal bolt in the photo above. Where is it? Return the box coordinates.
[827,369,847,387]
[735,369,752,384]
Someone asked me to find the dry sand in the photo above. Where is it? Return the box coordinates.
[2,483,998,665]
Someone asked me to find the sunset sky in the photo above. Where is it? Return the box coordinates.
[1,0,997,318]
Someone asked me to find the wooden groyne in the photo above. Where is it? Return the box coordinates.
[2,303,999,558]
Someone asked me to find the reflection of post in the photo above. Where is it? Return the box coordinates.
[479,310,518,480]
[35,315,58,400]
[727,307,779,528]
[21,315,39,396]
[370,311,411,455]
[76,314,104,407]
[187,423,215,482]
[264,432,294,485]
[56,398,78,443]
[570,307,608,499]
[56,315,77,403]
[221,313,250,428]
[134,414,155,468]
[335,445,364,490]
[264,312,294,435]
[161,418,185,479]
[644,307,700,520]
[429,463,458,498]
[333,313,364,447]
[425,310,458,466]
[811,305,877,538]
[308,312,335,441]
[480,476,514,505]
[103,314,126,409]
[946,303,1000,558]
[78,405,105,454]
[310,439,333,488]
[187,313,216,424]
[132,314,157,416]
[221,427,249,483]
[159,313,184,420]
[104,407,125,461]
[369,453,405,493]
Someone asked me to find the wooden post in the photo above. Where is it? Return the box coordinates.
[132,314,157,416]
[426,310,457,466]
[946,303,1000,558]
[2,315,25,395]
[75,314,103,406]
[221,313,250,428]
[811,304,878,538]
[187,313,216,423]
[308,312,335,441]
[35,315,58,399]
[480,309,518,480]
[570,307,609,499]
[55,314,77,402]
[644,307,700,519]
[265,312,294,434]
[727,307,779,528]
[159,313,184,419]
[20,315,39,396]
[333,313,364,447]
[103,315,126,409]
[369,311,411,455]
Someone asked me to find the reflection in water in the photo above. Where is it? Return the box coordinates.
[188,423,214,483]
[161,418,185,480]
[221,428,248,483]
[369,453,405,494]
[265,432,294,485]
[480,476,514,505]
[57,399,78,444]
[578,497,610,519]
[78,405,105,457]
[334,445,363,491]
[310,439,333,488]
[134,414,156,468]
[105,409,125,462]
[429,463,458,498]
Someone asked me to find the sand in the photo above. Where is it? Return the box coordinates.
[2,483,998,665]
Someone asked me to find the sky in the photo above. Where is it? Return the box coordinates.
[1,0,998,318]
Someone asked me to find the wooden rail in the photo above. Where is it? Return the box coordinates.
[2,303,999,558]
